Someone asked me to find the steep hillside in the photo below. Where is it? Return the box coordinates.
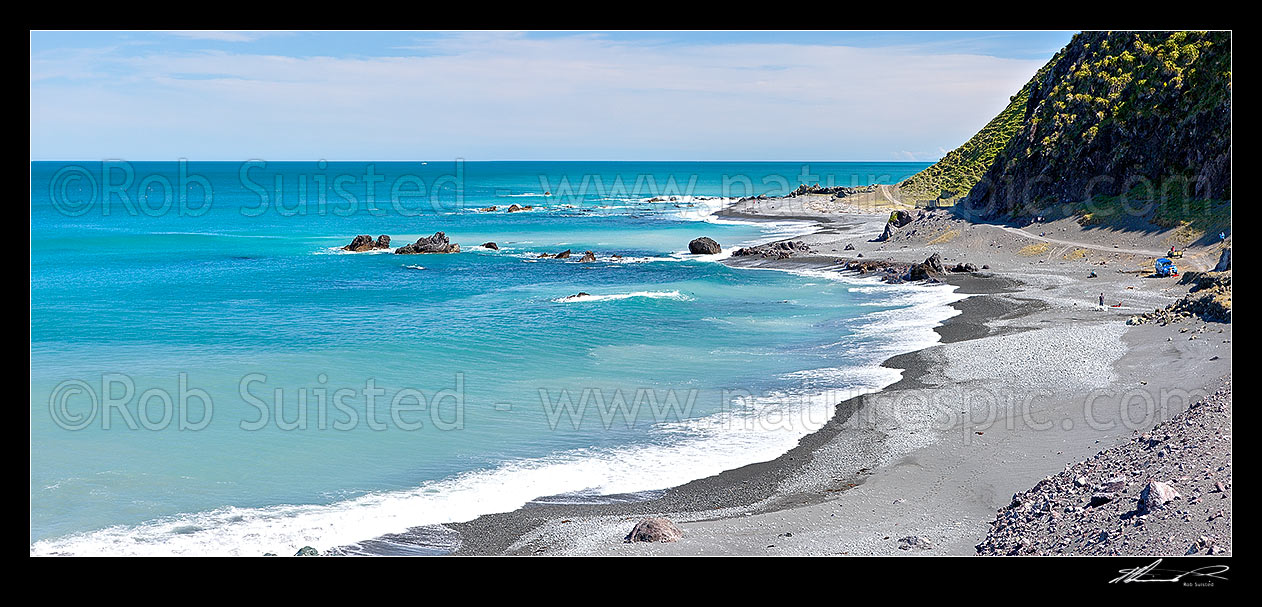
[962,31,1231,222]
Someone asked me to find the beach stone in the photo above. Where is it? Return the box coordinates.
[482,242,499,250]
[395,232,460,255]
[294,546,319,556]
[879,222,900,242]
[625,517,684,543]
[897,535,933,550]
[1139,481,1181,511]
[1100,477,1126,493]
[844,243,856,250]
[578,250,596,262]
[688,237,722,254]
[1088,492,1114,507]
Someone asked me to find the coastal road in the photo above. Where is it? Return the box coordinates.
[991,225,1214,272]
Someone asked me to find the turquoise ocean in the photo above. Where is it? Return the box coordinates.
[29,160,960,555]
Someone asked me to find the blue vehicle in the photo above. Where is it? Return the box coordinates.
[1155,257,1179,277]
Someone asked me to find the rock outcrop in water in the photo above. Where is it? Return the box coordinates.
[482,242,499,250]
[395,232,460,254]
[688,237,721,254]
[343,234,391,252]
[578,251,596,262]
[625,517,684,543]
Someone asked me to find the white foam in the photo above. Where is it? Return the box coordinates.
[552,290,693,303]
[30,272,963,557]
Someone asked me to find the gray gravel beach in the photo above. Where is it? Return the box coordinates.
[444,194,1231,556]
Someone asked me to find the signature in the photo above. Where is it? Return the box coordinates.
[1110,559,1230,584]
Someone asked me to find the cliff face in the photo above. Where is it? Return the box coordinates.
[962,31,1231,217]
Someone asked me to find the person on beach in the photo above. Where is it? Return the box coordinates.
[1099,293,1105,308]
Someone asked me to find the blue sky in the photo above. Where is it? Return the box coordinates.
[30,30,1075,161]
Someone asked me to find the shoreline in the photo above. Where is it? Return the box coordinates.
[445,194,1231,556]
[446,271,1006,555]
[441,200,1029,556]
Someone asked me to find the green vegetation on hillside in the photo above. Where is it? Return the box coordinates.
[966,31,1231,220]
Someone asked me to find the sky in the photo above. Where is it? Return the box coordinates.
[29,30,1075,161]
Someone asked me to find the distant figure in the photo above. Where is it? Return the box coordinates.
[1099,293,1105,307]
[1219,231,1226,241]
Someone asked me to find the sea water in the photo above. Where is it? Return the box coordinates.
[29,160,958,555]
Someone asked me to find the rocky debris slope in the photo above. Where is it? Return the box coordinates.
[343,234,391,252]
[395,232,460,254]
[977,381,1232,556]
[1128,271,1231,325]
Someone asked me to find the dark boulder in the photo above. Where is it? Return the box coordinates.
[343,234,392,252]
[732,240,811,259]
[395,232,460,254]
[624,517,684,543]
[343,234,374,252]
[506,204,523,213]
[844,243,856,250]
[482,242,499,250]
[578,250,596,262]
[906,253,945,281]
[554,249,572,259]
[688,237,722,255]
[949,262,979,273]
[294,546,319,556]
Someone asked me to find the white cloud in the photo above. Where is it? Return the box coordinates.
[30,34,1045,160]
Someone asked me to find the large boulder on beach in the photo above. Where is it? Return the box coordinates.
[879,222,899,242]
[294,546,319,556]
[688,237,722,255]
[890,210,914,227]
[624,517,684,543]
[906,253,945,281]
[395,232,460,254]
